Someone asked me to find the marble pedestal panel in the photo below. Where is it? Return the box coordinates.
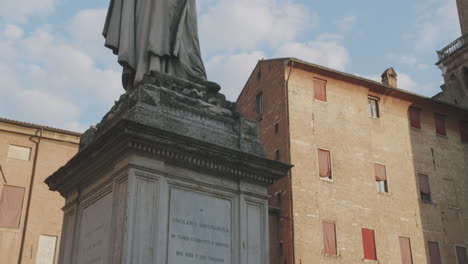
[46,74,290,264]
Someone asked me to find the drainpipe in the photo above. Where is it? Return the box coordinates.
[17,128,43,264]
[0,164,6,184]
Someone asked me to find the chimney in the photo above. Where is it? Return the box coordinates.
[381,68,398,88]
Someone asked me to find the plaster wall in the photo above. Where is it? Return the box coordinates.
[286,67,428,263]
[0,123,79,264]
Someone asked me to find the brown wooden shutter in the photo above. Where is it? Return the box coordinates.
[418,174,431,195]
[362,228,377,260]
[399,237,413,264]
[0,185,25,228]
[428,241,441,264]
[314,80,327,102]
[408,107,421,129]
[460,121,468,142]
[322,222,337,255]
[434,114,446,136]
[374,164,387,181]
[457,246,468,264]
[318,149,331,178]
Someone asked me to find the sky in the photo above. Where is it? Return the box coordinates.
[0,0,462,132]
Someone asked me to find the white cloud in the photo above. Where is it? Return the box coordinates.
[199,0,318,55]
[411,0,460,53]
[334,15,357,32]
[4,24,24,40]
[0,0,58,23]
[206,51,266,100]
[275,35,350,71]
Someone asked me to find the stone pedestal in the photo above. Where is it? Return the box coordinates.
[45,73,290,264]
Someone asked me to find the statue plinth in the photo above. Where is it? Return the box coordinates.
[46,73,290,264]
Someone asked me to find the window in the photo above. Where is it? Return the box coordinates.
[375,164,388,193]
[275,150,280,161]
[428,241,441,264]
[368,97,380,118]
[362,228,377,260]
[457,246,468,264]
[434,114,447,136]
[418,174,431,202]
[408,107,422,129]
[460,121,468,143]
[399,237,413,264]
[318,149,332,179]
[36,235,58,264]
[322,222,337,255]
[7,145,31,161]
[274,122,279,135]
[314,79,327,102]
[256,93,263,114]
[0,185,25,228]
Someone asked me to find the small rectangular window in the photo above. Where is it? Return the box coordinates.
[7,145,31,161]
[409,107,422,129]
[375,164,388,193]
[418,174,431,202]
[368,97,380,118]
[456,246,468,264]
[322,222,337,255]
[274,122,279,135]
[36,235,58,264]
[434,114,447,136]
[460,121,468,143]
[314,79,327,102]
[318,149,332,179]
[399,237,413,264]
[457,246,468,264]
[0,185,25,228]
[428,241,441,264]
[256,93,263,114]
[362,228,377,260]
[275,150,280,161]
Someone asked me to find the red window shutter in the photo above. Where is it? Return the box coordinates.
[409,107,422,129]
[322,222,337,255]
[460,121,468,142]
[374,164,387,181]
[362,228,377,260]
[0,185,25,228]
[457,246,468,264]
[314,80,327,102]
[318,149,331,178]
[399,237,413,264]
[434,114,446,136]
[428,241,441,264]
[418,174,431,195]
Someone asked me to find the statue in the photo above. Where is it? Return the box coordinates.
[103,0,219,92]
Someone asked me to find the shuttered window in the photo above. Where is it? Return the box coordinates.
[418,174,431,201]
[314,79,327,102]
[399,237,413,264]
[457,246,468,264]
[460,121,468,142]
[318,149,332,179]
[428,241,441,264]
[434,114,446,136]
[0,185,25,228]
[409,107,422,129]
[322,222,337,255]
[362,228,377,260]
[368,97,380,118]
[375,164,388,193]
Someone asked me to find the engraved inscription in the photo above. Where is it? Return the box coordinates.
[168,189,231,264]
[77,193,113,264]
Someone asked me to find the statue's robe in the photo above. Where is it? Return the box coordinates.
[103,0,207,85]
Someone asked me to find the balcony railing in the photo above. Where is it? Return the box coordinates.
[437,33,468,62]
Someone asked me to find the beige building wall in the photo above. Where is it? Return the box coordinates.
[286,66,430,263]
[0,119,79,264]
